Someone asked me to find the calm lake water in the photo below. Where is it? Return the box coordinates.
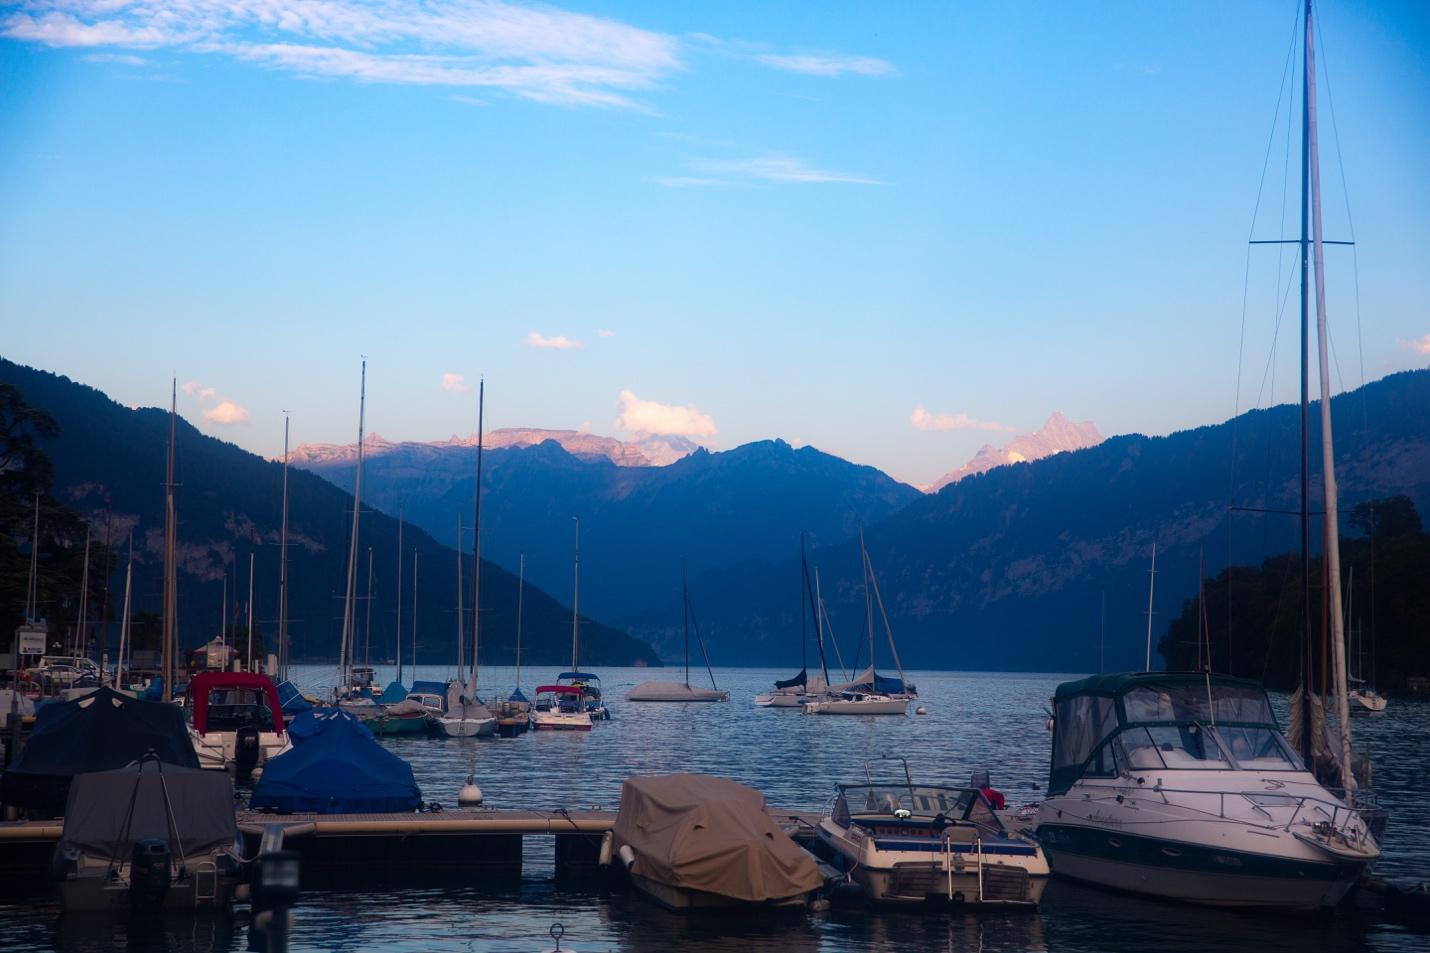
[1,666,1425,952]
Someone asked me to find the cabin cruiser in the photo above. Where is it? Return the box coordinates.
[185,672,290,781]
[530,685,592,731]
[52,756,242,912]
[815,758,1048,906]
[559,671,609,720]
[1035,672,1380,910]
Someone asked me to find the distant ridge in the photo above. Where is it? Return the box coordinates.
[929,412,1103,492]
[289,428,699,469]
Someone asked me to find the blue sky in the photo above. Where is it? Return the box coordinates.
[2,0,1427,486]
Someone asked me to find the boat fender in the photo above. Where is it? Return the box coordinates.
[129,838,173,915]
[617,844,636,872]
[598,831,614,866]
[458,775,484,807]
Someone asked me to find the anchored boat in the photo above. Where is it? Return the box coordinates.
[530,685,592,731]
[186,671,291,780]
[628,560,729,703]
[816,757,1048,906]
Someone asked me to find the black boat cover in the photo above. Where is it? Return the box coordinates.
[58,760,237,860]
[1,687,199,815]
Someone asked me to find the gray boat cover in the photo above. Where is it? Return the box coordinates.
[613,774,822,903]
[625,681,726,702]
[59,761,237,861]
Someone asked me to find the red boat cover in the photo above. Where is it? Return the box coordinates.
[188,671,286,734]
[534,685,584,695]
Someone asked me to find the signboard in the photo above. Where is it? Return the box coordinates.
[16,625,46,657]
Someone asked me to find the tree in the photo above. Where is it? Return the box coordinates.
[1349,495,1423,541]
[0,383,60,497]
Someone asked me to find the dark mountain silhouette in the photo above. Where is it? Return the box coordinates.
[0,358,659,668]
[618,371,1430,673]
[299,437,921,622]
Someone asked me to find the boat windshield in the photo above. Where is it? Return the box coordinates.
[838,784,977,819]
[203,687,274,731]
[1122,682,1275,726]
[1118,723,1302,772]
[1211,725,1303,771]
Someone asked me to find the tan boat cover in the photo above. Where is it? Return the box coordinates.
[613,774,823,903]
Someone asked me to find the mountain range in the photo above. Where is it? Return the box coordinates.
[928,412,1103,492]
[290,428,699,470]
[0,358,660,669]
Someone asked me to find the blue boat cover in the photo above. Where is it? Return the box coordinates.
[0,687,198,815]
[275,680,313,714]
[872,673,907,694]
[380,681,408,703]
[558,672,599,681]
[285,708,374,744]
[409,680,446,696]
[143,678,165,702]
[507,687,529,703]
[250,710,420,814]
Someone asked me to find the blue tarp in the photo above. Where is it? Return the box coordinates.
[143,678,165,702]
[250,710,420,814]
[872,673,907,694]
[409,680,446,697]
[558,672,599,681]
[286,709,374,745]
[507,688,529,703]
[275,680,313,715]
[380,681,408,703]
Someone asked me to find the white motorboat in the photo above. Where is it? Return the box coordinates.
[803,690,908,716]
[185,671,290,781]
[816,757,1048,906]
[530,685,592,731]
[1035,672,1379,910]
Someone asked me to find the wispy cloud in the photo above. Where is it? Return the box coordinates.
[596,328,616,338]
[449,94,487,107]
[689,154,882,186]
[4,1,680,109]
[1398,333,1430,356]
[181,380,217,401]
[527,331,583,350]
[440,372,470,393]
[615,389,715,438]
[909,406,1014,433]
[204,400,250,425]
[754,53,894,77]
[85,51,149,66]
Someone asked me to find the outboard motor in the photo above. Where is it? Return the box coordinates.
[235,724,261,782]
[129,838,172,914]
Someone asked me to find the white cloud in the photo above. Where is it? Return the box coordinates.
[440,372,470,393]
[3,1,680,109]
[688,154,882,186]
[182,380,217,401]
[527,331,583,350]
[754,53,894,77]
[204,400,250,425]
[596,328,616,338]
[909,406,1014,433]
[615,389,716,438]
[1399,333,1430,356]
[85,52,149,65]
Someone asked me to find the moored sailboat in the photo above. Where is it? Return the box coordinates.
[628,560,729,703]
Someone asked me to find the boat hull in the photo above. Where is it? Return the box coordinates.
[190,730,289,778]
[530,712,592,731]
[628,873,810,912]
[435,716,496,738]
[57,861,236,912]
[1349,690,1387,713]
[803,699,908,715]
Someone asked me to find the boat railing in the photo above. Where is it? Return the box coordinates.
[1145,782,1376,842]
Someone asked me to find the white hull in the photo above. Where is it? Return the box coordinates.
[435,715,496,738]
[803,697,908,716]
[530,710,592,731]
[190,729,289,777]
[1349,690,1387,713]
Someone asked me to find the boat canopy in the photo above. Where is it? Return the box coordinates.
[612,774,823,903]
[1048,672,1281,796]
[535,685,583,695]
[188,671,286,735]
[380,681,408,703]
[558,672,600,682]
[59,759,237,860]
[0,687,198,815]
[409,680,447,697]
[250,710,420,814]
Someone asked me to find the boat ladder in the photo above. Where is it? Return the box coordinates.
[193,860,218,905]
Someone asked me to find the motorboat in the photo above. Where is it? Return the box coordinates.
[1035,672,1380,909]
[251,709,422,813]
[530,685,592,731]
[185,671,291,781]
[816,757,1048,906]
[803,690,908,716]
[51,755,242,912]
[610,774,824,911]
[493,691,531,736]
[559,671,609,720]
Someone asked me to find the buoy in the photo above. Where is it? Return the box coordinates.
[458,774,483,807]
[809,897,831,913]
[617,844,636,871]
[915,706,928,715]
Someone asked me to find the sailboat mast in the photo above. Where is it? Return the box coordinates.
[76,525,90,658]
[571,517,580,671]
[860,530,875,676]
[117,536,132,688]
[1144,543,1157,671]
[411,547,418,674]
[26,493,40,623]
[161,379,177,702]
[278,413,290,681]
[470,379,484,694]
[682,558,690,687]
[515,552,524,692]
[247,551,255,673]
[1296,0,1315,762]
[338,360,366,693]
[1305,0,1354,785]
[455,512,464,675]
[396,505,403,684]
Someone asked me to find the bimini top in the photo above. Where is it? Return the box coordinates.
[60,759,237,860]
[535,685,584,695]
[188,671,285,735]
[1048,672,1282,797]
[558,672,600,682]
[250,710,420,814]
[0,687,198,815]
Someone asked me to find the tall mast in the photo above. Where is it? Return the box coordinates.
[278,413,290,681]
[1296,0,1315,763]
[860,530,875,676]
[411,547,418,674]
[682,558,690,687]
[247,551,255,672]
[338,360,366,693]
[1305,0,1354,786]
[1144,543,1157,671]
[364,547,374,668]
[455,512,464,675]
[161,379,177,702]
[396,504,403,684]
[470,379,484,694]
[76,525,91,658]
[116,536,132,688]
[26,493,40,624]
[515,552,524,693]
[570,517,580,671]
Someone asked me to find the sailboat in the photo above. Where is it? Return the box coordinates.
[1346,572,1387,713]
[533,518,597,730]
[754,536,832,707]
[493,552,532,735]
[435,381,496,739]
[804,533,910,716]
[556,516,609,721]
[627,560,729,702]
[1034,0,1380,908]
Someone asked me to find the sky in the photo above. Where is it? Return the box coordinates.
[1,0,1427,487]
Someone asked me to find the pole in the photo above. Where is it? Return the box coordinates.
[364,547,374,669]
[97,503,113,681]
[162,378,177,702]
[338,360,366,695]
[396,505,403,685]
[247,551,255,673]
[455,514,463,674]
[411,548,418,674]
[571,517,580,672]
[515,552,524,693]
[278,413,290,681]
[116,536,132,689]
[76,525,91,658]
[26,493,40,624]
[1297,0,1315,764]
[1099,590,1106,674]
[470,379,484,695]
[682,558,690,687]
[1144,543,1157,671]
